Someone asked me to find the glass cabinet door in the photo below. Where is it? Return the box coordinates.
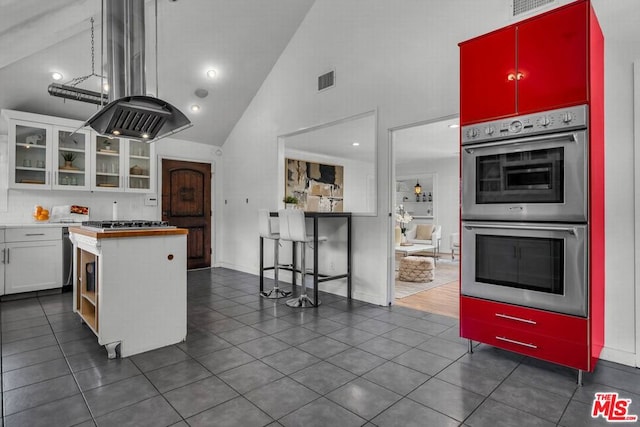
[94,136,123,190]
[127,140,153,192]
[11,121,51,188]
[54,127,90,190]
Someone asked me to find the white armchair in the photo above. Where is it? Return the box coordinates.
[406,224,442,255]
[450,232,460,260]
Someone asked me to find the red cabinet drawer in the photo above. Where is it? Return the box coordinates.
[461,316,590,370]
[460,296,588,343]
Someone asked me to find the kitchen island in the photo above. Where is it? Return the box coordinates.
[69,226,188,358]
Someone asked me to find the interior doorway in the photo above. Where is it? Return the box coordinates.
[161,159,212,270]
[390,116,460,318]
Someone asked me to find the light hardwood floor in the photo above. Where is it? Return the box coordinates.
[395,281,459,318]
[394,253,460,318]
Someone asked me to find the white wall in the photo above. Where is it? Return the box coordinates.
[220,0,508,306]
[220,0,640,366]
[597,40,640,366]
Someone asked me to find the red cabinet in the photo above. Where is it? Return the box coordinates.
[460,1,589,125]
[460,27,516,125]
[460,296,591,370]
[459,0,605,374]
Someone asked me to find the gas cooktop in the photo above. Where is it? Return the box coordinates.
[81,220,174,231]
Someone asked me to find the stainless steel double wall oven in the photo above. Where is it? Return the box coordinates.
[461,105,589,317]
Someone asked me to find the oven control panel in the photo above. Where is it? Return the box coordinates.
[461,105,588,145]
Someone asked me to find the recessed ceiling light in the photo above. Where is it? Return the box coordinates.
[352,142,360,146]
[190,104,201,112]
[112,130,120,135]
[51,72,63,81]
[448,123,460,129]
[142,133,150,139]
[206,69,217,79]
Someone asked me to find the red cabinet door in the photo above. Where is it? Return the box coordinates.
[460,26,517,125]
[517,1,588,114]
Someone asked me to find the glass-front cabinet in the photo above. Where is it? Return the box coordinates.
[53,127,91,190]
[92,136,155,193]
[4,110,155,193]
[127,139,153,192]
[93,135,124,191]
[9,120,52,189]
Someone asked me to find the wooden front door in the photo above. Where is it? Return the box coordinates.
[162,159,211,269]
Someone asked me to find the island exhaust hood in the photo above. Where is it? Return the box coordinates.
[85,0,191,142]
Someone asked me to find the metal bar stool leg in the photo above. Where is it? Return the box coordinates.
[261,238,291,299]
[286,241,318,307]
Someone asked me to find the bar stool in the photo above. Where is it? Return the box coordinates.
[258,209,291,299]
[278,209,326,308]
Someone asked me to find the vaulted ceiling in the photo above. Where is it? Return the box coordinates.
[1,0,639,149]
[0,0,315,145]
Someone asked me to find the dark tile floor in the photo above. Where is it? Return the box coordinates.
[1,268,639,426]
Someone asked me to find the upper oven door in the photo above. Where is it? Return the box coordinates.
[462,130,587,222]
[461,221,588,317]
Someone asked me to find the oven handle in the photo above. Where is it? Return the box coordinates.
[463,223,577,235]
[464,132,578,153]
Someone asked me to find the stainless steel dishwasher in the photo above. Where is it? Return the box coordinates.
[62,227,73,287]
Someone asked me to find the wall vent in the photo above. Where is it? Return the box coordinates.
[318,70,335,91]
[511,0,555,17]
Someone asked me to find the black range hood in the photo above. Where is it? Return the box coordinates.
[85,0,191,142]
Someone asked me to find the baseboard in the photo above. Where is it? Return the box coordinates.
[599,346,638,368]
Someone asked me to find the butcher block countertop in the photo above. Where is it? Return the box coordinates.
[68,226,188,239]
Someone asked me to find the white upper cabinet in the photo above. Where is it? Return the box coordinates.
[92,135,155,193]
[93,134,125,191]
[9,119,52,189]
[53,126,91,191]
[3,110,155,193]
[126,139,155,193]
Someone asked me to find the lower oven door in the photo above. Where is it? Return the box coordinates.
[461,221,588,317]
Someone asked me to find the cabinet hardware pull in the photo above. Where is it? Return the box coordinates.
[496,336,537,349]
[495,313,536,324]
[507,73,516,81]
[516,72,525,80]
[25,233,46,236]
[1,249,5,264]
[6,248,9,263]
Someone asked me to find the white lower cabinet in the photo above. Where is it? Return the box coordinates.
[4,228,62,294]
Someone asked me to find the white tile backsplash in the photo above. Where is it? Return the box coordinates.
[0,189,157,224]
